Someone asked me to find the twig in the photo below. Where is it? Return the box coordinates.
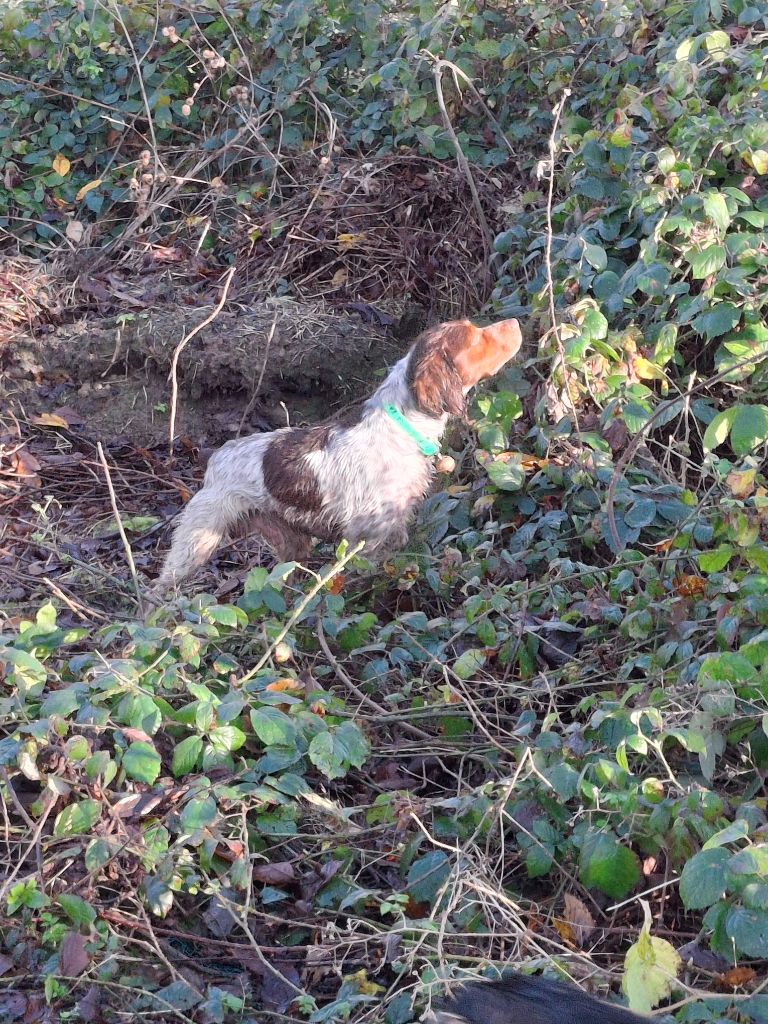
[43,576,107,622]
[235,541,366,685]
[431,58,493,284]
[168,265,237,458]
[317,618,432,741]
[96,441,143,615]
[542,88,580,434]
[0,796,54,903]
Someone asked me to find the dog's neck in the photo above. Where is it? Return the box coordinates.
[365,355,448,442]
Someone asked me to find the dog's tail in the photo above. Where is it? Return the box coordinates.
[431,973,648,1024]
[154,487,250,591]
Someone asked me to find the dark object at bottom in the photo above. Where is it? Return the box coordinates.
[431,973,648,1024]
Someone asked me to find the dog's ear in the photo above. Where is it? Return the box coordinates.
[407,323,469,417]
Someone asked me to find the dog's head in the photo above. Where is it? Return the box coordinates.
[407,318,522,418]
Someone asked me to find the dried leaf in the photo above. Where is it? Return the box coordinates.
[31,413,70,428]
[715,967,756,992]
[553,918,577,946]
[52,153,71,176]
[75,986,101,1022]
[336,232,367,250]
[66,219,84,243]
[253,861,296,885]
[266,678,303,694]
[75,179,102,201]
[563,892,596,946]
[0,954,13,976]
[59,931,90,977]
[11,449,41,477]
[726,468,756,500]
[331,267,348,287]
[675,574,706,597]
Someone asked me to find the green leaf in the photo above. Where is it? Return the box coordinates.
[580,307,609,342]
[486,457,524,491]
[730,405,768,456]
[691,303,740,339]
[171,735,203,777]
[624,499,657,529]
[725,906,768,957]
[702,408,735,451]
[208,726,246,754]
[698,545,734,573]
[701,191,731,232]
[453,648,486,680]
[688,244,726,279]
[703,30,729,55]
[579,831,641,899]
[40,686,82,718]
[729,845,768,877]
[54,799,101,837]
[679,847,730,909]
[1,647,47,695]
[583,242,607,272]
[750,150,768,176]
[250,707,297,747]
[652,324,677,367]
[622,921,681,1013]
[57,894,96,928]
[406,851,451,904]
[308,723,369,780]
[122,741,161,784]
[180,795,218,832]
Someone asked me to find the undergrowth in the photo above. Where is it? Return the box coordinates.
[2,0,768,1022]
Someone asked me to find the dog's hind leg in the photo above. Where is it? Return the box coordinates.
[154,487,250,592]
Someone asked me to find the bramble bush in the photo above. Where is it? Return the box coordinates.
[2,0,768,1021]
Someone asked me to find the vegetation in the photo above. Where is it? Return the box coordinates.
[2,0,768,1021]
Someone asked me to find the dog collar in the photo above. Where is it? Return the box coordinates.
[384,404,439,457]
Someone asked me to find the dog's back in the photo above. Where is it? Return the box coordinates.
[431,974,647,1024]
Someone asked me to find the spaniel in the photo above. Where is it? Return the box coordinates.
[430,973,647,1024]
[154,317,522,591]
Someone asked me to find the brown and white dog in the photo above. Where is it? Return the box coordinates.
[154,317,522,591]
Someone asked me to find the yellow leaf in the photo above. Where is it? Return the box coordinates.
[622,902,681,1013]
[31,413,69,428]
[52,153,71,176]
[336,232,366,250]
[726,468,756,500]
[634,357,667,382]
[75,179,102,201]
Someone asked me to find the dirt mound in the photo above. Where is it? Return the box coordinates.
[3,298,412,445]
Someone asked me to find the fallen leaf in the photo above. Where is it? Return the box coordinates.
[266,677,303,694]
[553,918,577,946]
[59,931,90,977]
[11,449,41,477]
[31,413,70,428]
[52,406,85,426]
[327,574,345,595]
[675,574,706,597]
[0,993,27,1020]
[75,986,101,1022]
[66,219,84,243]
[53,153,71,176]
[331,267,347,287]
[563,892,596,946]
[715,966,756,991]
[253,861,295,885]
[75,179,102,201]
[336,232,367,250]
[0,954,12,976]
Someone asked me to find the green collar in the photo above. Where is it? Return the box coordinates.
[383,404,439,457]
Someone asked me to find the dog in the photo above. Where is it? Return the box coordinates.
[430,973,648,1024]
[154,317,522,591]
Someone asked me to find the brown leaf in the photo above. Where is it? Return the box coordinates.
[60,931,90,977]
[553,919,576,946]
[715,967,756,992]
[52,406,85,426]
[75,986,101,1023]
[563,893,596,946]
[253,861,295,885]
[11,449,41,477]
[121,727,152,743]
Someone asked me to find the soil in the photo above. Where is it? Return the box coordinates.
[3,298,412,446]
